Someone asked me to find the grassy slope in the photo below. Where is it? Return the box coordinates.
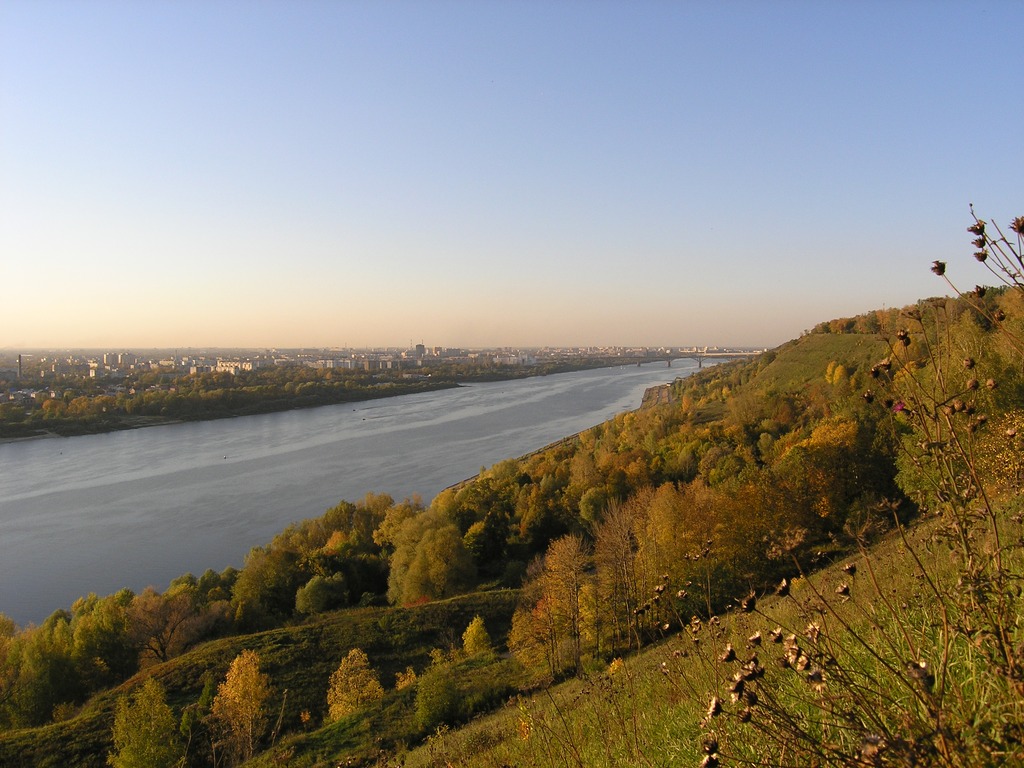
[753,332,885,393]
[403,507,1024,767]
[0,592,518,768]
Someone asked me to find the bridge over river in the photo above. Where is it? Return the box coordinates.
[647,348,763,368]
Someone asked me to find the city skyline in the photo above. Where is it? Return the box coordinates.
[2,1,1020,349]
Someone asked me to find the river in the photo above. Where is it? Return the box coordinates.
[0,361,698,625]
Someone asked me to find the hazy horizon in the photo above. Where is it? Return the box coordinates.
[2,2,1019,350]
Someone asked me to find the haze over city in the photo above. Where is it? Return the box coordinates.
[1,1,1019,350]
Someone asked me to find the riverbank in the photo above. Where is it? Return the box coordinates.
[1,362,696,625]
[0,358,665,443]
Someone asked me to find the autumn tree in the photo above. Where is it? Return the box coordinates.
[128,588,200,664]
[325,648,384,722]
[107,677,183,768]
[509,534,592,677]
[209,650,270,766]
[593,498,642,652]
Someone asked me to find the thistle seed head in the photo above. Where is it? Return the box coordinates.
[907,660,935,691]
[706,696,722,718]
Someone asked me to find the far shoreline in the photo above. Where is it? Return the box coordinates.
[1,358,671,445]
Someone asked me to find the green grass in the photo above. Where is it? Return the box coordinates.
[751,332,888,394]
[0,591,519,768]
[400,510,1024,767]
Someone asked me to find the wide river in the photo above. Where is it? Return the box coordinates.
[0,361,699,625]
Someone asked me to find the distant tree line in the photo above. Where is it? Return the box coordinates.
[0,357,636,438]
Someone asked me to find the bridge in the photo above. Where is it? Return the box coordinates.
[645,348,763,369]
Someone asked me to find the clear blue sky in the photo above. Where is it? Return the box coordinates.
[1,1,1020,349]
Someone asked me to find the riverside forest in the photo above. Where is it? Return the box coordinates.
[1,215,1023,767]
[0,352,667,440]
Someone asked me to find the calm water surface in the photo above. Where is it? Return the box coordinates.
[0,362,698,624]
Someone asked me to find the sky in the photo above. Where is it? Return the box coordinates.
[1,1,1020,350]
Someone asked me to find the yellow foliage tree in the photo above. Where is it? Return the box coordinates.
[210,649,270,766]
[326,648,384,722]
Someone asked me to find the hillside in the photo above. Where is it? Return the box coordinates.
[2,238,1023,767]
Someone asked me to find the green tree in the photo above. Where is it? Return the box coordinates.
[415,662,462,731]
[325,648,384,722]
[461,615,493,658]
[107,677,183,768]
[70,591,137,690]
[294,573,347,615]
[386,509,476,605]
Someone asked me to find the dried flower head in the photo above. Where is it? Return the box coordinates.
[729,678,744,702]
[1010,216,1024,235]
[807,667,825,690]
[967,377,980,391]
[931,260,946,276]
[748,631,762,646]
[994,309,1006,322]
[775,578,790,597]
[860,734,886,761]
[975,285,987,298]
[986,378,998,390]
[702,735,719,755]
[706,696,722,718]
[740,591,756,612]
[700,754,720,768]
[974,249,989,262]
[843,562,857,576]
[805,622,821,643]
[769,627,784,643]
[836,582,850,597]
[968,221,986,236]
[907,660,935,691]
[720,644,737,663]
